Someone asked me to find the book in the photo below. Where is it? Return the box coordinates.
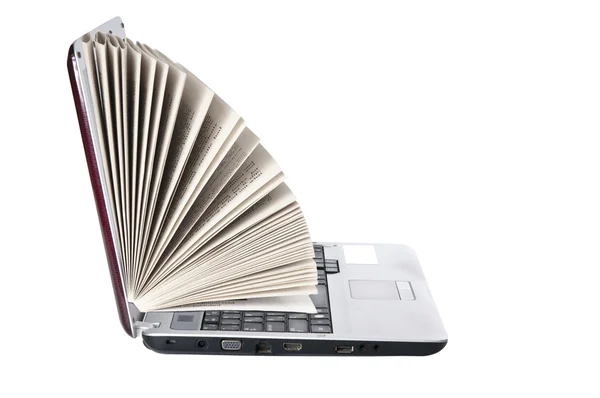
[74,31,318,314]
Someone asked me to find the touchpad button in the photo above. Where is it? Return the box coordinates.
[349,280,400,300]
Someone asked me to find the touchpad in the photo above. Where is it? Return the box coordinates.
[349,280,400,300]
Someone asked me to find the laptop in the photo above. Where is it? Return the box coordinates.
[67,17,447,356]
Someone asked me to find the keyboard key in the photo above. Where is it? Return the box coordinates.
[266,316,286,322]
[314,248,324,259]
[311,325,332,333]
[243,323,263,332]
[221,319,241,325]
[325,260,339,273]
[288,313,308,319]
[203,316,220,323]
[310,319,331,325]
[311,314,329,319]
[222,311,241,314]
[222,313,241,319]
[288,319,309,332]
[243,312,264,317]
[221,325,240,331]
[316,307,329,313]
[244,316,263,323]
[202,323,218,330]
[266,322,285,332]
[205,311,220,316]
[266,312,285,316]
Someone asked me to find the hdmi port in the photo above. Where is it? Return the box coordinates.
[283,343,302,351]
[335,345,354,354]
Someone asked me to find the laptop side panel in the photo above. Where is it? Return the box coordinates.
[142,334,446,356]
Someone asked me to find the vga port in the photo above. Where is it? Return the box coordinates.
[221,340,242,351]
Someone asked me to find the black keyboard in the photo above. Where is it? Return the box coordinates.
[200,245,338,333]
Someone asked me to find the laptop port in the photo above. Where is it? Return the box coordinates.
[221,340,242,351]
[283,343,303,352]
[256,341,272,354]
[197,340,208,349]
[335,345,354,354]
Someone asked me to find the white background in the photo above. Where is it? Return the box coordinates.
[1,1,599,396]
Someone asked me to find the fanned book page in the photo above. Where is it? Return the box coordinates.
[81,33,317,313]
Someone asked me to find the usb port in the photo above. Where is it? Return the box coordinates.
[335,345,354,354]
[283,343,302,351]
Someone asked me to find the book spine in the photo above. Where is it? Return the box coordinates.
[67,45,133,337]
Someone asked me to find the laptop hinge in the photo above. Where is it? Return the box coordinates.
[133,321,160,338]
[128,302,156,338]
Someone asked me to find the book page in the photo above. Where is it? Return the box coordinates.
[194,184,298,259]
[193,281,317,302]
[140,51,214,283]
[167,252,315,300]
[195,207,307,270]
[138,255,316,309]
[127,40,157,283]
[94,33,129,278]
[152,127,260,268]
[131,48,168,294]
[148,215,306,296]
[180,174,285,262]
[124,39,141,286]
[138,173,284,298]
[124,39,141,285]
[107,35,132,275]
[170,173,285,274]
[147,95,247,269]
[133,44,187,295]
[139,185,297,293]
[196,259,316,293]
[142,286,316,311]
[203,215,309,271]
[193,233,314,288]
[144,295,317,314]
[158,144,283,270]
[140,221,313,304]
